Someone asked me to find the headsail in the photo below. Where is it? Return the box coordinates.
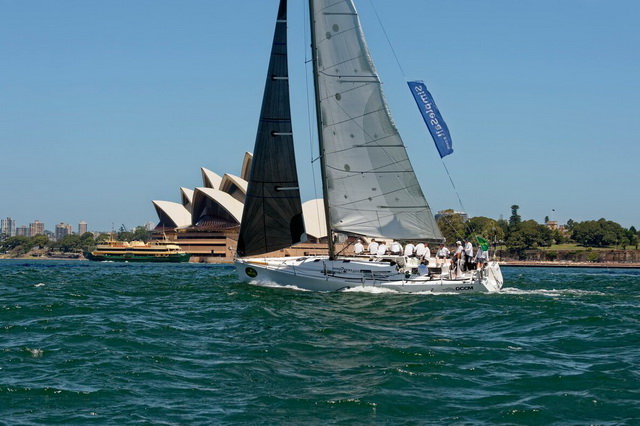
[237,0,305,257]
[309,0,443,241]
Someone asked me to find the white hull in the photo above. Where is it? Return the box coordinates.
[235,256,503,294]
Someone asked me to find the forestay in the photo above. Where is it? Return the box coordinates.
[309,0,443,241]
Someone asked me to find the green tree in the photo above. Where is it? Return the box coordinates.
[631,226,639,249]
[505,220,552,258]
[509,205,521,228]
[56,235,82,253]
[1,236,33,255]
[623,228,637,250]
[32,235,50,249]
[131,226,150,242]
[436,212,466,245]
[551,229,567,245]
[117,231,134,241]
[79,232,96,252]
[467,216,505,245]
[96,233,111,243]
[571,219,626,247]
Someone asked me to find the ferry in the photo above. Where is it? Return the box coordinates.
[85,238,191,263]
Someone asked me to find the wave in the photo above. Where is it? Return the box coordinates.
[500,287,607,297]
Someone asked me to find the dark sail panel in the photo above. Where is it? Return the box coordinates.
[237,0,305,257]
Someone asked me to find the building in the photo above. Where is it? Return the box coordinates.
[29,220,45,237]
[78,221,88,236]
[435,210,469,223]
[55,223,73,241]
[16,225,29,236]
[1,217,16,237]
[151,152,331,262]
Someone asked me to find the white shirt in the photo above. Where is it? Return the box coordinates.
[390,241,402,254]
[436,247,450,258]
[354,242,364,255]
[424,246,431,260]
[368,241,379,255]
[404,243,415,256]
[414,243,426,257]
[455,245,463,255]
[464,241,473,257]
[377,243,387,257]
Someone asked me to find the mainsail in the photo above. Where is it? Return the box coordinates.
[237,0,305,257]
[309,0,443,241]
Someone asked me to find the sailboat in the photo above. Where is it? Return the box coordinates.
[234,0,504,293]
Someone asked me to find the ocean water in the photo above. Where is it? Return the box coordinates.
[1,260,639,424]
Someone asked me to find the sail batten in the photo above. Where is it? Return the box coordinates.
[237,0,305,257]
[310,0,443,241]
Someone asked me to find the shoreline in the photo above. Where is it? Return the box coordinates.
[2,256,640,269]
[500,261,640,269]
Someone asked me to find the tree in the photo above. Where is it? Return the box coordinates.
[505,220,552,258]
[467,216,505,245]
[509,205,521,228]
[1,236,33,255]
[571,219,626,247]
[623,228,638,250]
[96,233,111,243]
[32,235,50,249]
[55,235,82,253]
[131,226,150,242]
[544,215,550,224]
[551,229,567,245]
[437,213,465,245]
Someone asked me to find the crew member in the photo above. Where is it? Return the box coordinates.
[463,238,474,271]
[404,242,415,257]
[354,239,365,255]
[368,239,379,256]
[390,240,403,255]
[376,241,388,257]
[436,244,450,265]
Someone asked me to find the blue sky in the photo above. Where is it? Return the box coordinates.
[1,0,638,232]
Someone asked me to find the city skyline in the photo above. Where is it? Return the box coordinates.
[1,0,638,230]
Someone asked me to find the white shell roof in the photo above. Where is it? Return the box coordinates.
[219,174,248,195]
[152,200,192,228]
[191,187,244,225]
[302,199,327,239]
[201,168,222,189]
[180,187,194,205]
[240,152,253,181]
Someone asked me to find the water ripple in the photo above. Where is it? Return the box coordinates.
[1,261,639,423]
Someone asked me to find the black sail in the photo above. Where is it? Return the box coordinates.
[237,0,305,257]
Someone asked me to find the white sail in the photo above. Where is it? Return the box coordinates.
[309,0,443,241]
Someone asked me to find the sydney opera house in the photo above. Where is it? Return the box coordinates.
[151,153,330,263]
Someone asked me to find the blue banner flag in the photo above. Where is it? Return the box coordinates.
[407,80,453,158]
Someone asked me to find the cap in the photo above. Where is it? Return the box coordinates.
[456,241,461,245]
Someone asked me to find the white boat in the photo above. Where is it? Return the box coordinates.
[234,0,504,293]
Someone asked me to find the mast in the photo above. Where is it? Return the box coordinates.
[308,0,336,259]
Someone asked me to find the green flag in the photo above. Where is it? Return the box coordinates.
[476,236,489,251]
